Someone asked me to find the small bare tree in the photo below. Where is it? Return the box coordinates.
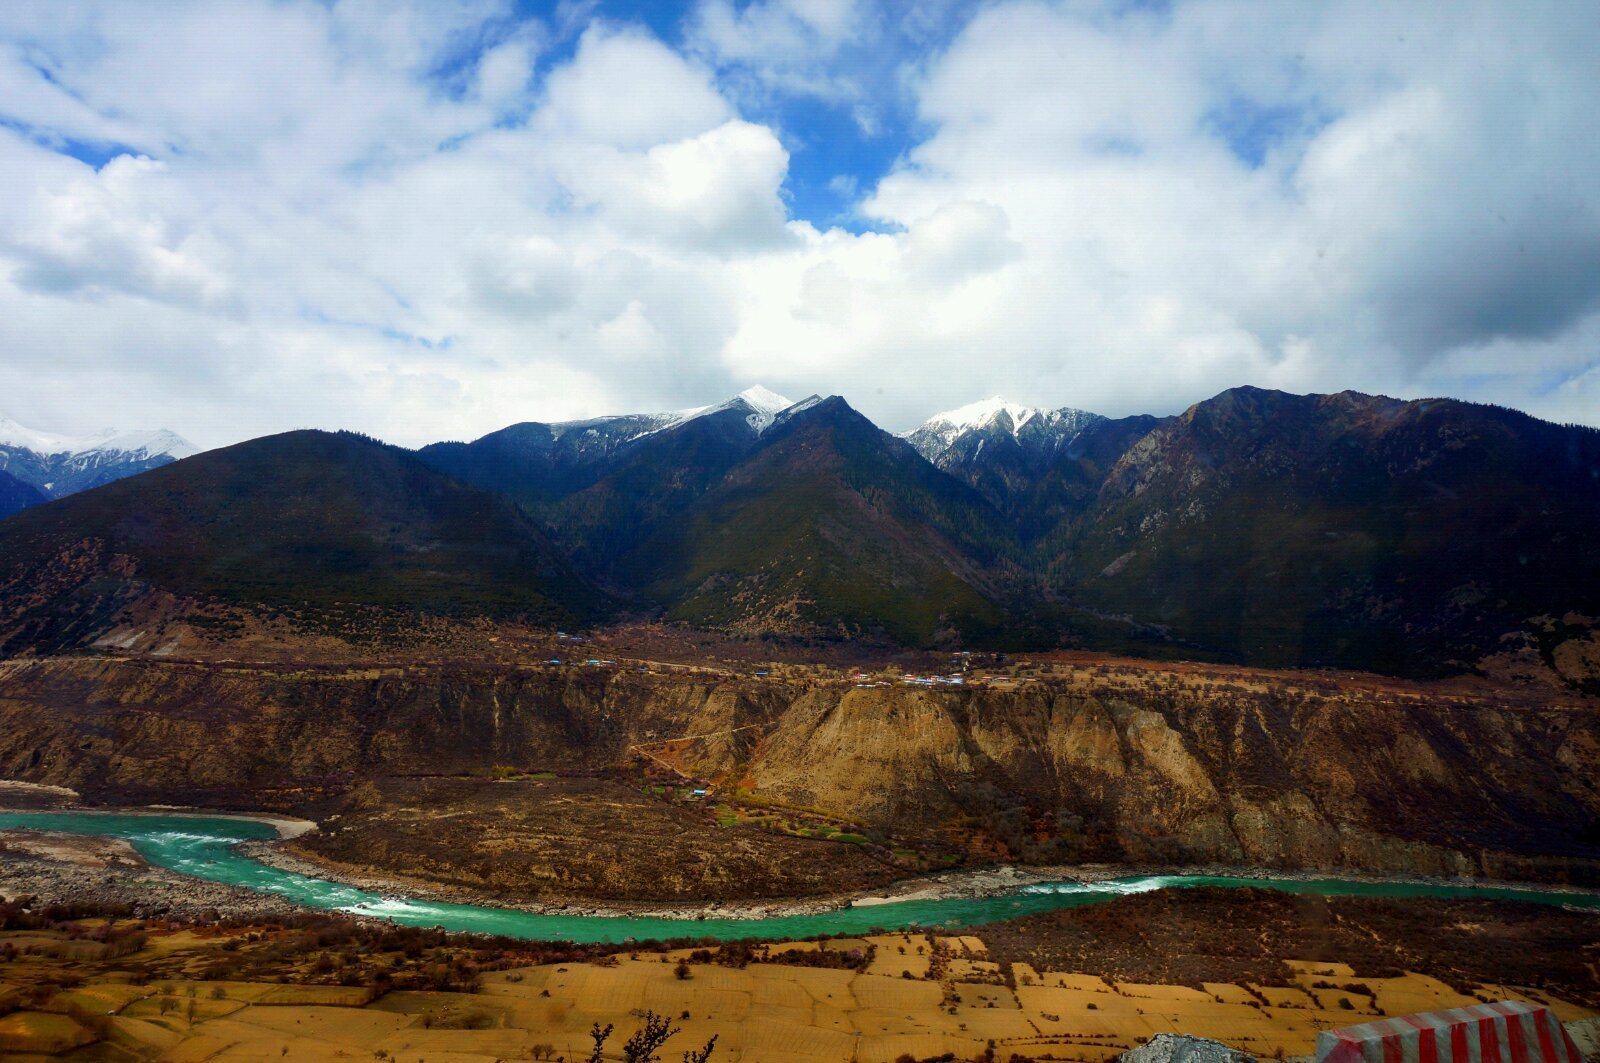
[587,1022,614,1063]
[682,1034,718,1063]
[586,1012,716,1063]
[622,1011,679,1063]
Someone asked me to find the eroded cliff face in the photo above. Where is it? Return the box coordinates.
[1,657,1596,883]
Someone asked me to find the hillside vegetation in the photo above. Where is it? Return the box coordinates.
[0,388,1598,680]
[0,430,604,656]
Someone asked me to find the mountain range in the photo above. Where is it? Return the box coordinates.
[0,416,196,510]
[2,387,1598,681]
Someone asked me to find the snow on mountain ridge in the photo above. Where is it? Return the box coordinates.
[688,385,797,434]
[730,385,792,415]
[547,410,685,444]
[0,415,199,501]
[0,416,196,459]
[544,386,797,444]
[922,396,1044,434]
[901,397,1106,464]
[91,428,200,459]
[0,417,77,455]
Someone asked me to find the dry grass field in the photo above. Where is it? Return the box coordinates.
[0,932,1592,1062]
[2,886,1597,1062]
[0,918,1595,1063]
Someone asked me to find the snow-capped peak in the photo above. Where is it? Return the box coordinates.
[921,397,1043,434]
[731,385,792,415]
[0,416,196,459]
[0,416,199,500]
[0,416,77,455]
[86,428,199,460]
[700,385,795,434]
[901,397,1106,464]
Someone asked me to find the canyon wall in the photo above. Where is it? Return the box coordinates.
[1,657,1596,883]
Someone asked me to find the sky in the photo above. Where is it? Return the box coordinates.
[1,0,1598,449]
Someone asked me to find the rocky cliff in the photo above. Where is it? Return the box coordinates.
[0,656,1595,884]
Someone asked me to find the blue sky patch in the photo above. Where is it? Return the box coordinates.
[411,1,977,231]
[0,116,143,169]
[1203,96,1330,168]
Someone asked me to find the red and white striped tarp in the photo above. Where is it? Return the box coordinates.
[1316,1001,1584,1063]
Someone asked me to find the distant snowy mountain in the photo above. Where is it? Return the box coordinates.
[0,416,198,500]
[542,386,798,456]
[900,397,1161,537]
[665,384,796,436]
[903,397,1105,468]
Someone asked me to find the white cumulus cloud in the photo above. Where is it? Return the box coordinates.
[0,0,1595,449]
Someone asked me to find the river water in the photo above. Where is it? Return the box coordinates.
[2,811,1595,944]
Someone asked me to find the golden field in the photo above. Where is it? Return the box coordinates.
[2,929,1592,1062]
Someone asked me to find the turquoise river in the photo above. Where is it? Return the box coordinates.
[2,811,1597,944]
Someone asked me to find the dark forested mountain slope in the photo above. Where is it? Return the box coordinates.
[1010,414,1171,541]
[1,386,1597,679]
[618,397,1018,644]
[0,469,46,520]
[543,403,798,573]
[421,393,1028,644]
[0,430,603,654]
[1064,387,1600,673]
[417,412,683,507]
[416,387,794,510]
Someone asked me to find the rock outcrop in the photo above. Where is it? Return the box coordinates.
[1117,1034,1256,1063]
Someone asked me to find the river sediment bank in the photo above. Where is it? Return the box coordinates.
[5,806,1599,936]
[257,840,1600,922]
[0,828,299,921]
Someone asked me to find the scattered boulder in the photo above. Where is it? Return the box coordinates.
[1117,1034,1257,1063]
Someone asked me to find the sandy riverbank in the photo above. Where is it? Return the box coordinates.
[138,805,319,839]
[0,779,320,840]
[0,780,79,801]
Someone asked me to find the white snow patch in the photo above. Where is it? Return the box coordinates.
[0,416,79,455]
[900,397,1106,462]
[921,396,1043,434]
[732,385,792,415]
[698,385,795,433]
[90,428,200,460]
[0,416,197,459]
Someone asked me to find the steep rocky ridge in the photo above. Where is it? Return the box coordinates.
[903,400,1165,542]
[0,655,1595,885]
